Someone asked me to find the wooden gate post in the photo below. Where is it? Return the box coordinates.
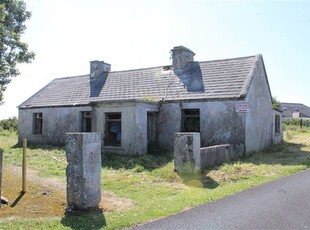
[0,148,3,208]
[22,139,27,193]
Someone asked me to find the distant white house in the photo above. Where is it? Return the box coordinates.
[281,102,310,120]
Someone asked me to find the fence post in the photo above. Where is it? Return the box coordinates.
[22,139,27,193]
[0,148,3,208]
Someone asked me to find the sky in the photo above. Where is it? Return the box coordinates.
[1,0,310,119]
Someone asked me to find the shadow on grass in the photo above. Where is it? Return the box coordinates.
[12,143,64,151]
[10,191,25,207]
[177,170,220,189]
[61,206,106,230]
[177,140,310,189]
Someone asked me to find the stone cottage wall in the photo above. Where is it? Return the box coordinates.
[158,101,246,153]
[245,57,273,154]
[92,101,159,155]
[18,106,92,145]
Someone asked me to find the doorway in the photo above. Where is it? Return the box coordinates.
[147,112,158,154]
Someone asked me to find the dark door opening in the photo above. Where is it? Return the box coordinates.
[147,112,158,154]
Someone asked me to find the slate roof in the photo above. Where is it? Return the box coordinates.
[280,103,310,119]
[19,55,261,108]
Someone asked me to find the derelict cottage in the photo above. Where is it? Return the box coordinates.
[18,46,282,156]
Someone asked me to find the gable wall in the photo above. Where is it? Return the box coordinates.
[18,106,92,145]
[245,59,273,153]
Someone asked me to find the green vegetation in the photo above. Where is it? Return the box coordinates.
[0,117,18,132]
[140,97,159,102]
[272,96,281,110]
[0,0,35,103]
[283,119,310,128]
[1,127,310,229]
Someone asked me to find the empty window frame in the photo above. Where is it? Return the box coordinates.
[181,109,200,132]
[81,111,92,132]
[33,113,43,135]
[105,113,121,146]
[275,114,280,134]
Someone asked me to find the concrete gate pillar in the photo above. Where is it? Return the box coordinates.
[65,132,101,210]
[174,132,201,172]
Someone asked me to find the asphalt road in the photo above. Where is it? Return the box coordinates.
[132,169,310,229]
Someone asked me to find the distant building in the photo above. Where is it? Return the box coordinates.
[280,103,310,120]
[18,46,282,155]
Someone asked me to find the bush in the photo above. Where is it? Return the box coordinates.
[0,117,18,132]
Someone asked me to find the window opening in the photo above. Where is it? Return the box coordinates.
[181,109,200,132]
[33,113,43,135]
[105,113,121,146]
[275,114,280,134]
[81,111,92,132]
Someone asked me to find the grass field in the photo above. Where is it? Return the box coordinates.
[1,127,310,229]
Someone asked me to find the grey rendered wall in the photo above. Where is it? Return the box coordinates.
[92,102,158,155]
[135,102,159,154]
[158,101,246,153]
[157,103,181,153]
[199,101,245,147]
[92,103,136,155]
[200,143,245,168]
[245,58,273,154]
[18,106,92,145]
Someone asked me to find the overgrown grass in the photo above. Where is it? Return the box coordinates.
[1,127,310,229]
[0,132,67,178]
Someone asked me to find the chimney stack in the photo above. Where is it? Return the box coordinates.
[170,46,195,70]
[170,46,204,92]
[90,61,111,80]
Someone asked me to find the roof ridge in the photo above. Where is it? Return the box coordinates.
[281,102,304,105]
[110,65,169,73]
[54,74,89,80]
[49,55,259,79]
[199,54,258,64]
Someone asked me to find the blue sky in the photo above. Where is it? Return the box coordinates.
[1,0,309,119]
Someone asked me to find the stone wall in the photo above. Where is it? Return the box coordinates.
[18,106,92,145]
[200,144,245,168]
[92,101,159,155]
[174,132,245,171]
[159,101,246,154]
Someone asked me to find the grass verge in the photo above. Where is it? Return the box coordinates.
[1,127,310,229]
